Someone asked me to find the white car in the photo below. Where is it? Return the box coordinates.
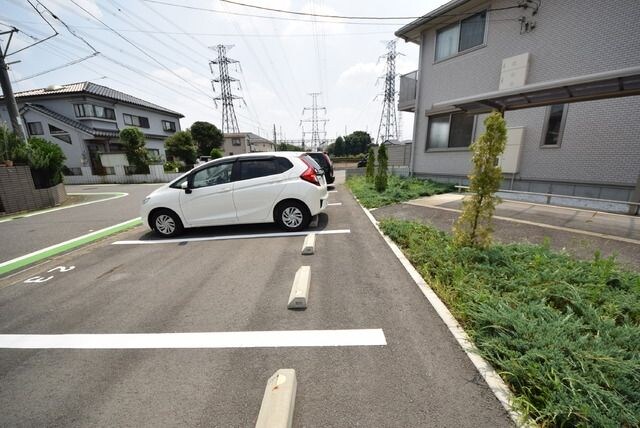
[141,152,329,237]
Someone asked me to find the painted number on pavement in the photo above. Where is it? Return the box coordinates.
[24,266,75,284]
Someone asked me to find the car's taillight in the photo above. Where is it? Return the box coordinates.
[300,166,320,186]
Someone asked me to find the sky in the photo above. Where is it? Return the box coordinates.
[1,0,449,144]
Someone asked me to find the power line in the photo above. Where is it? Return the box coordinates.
[142,0,409,26]
[219,0,423,20]
[69,0,212,101]
[220,0,523,20]
[15,52,98,82]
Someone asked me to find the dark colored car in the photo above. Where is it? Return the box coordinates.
[306,152,335,184]
[357,156,368,168]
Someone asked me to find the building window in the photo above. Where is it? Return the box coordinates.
[74,104,115,120]
[27,122,44,135]
[435,11,486,61]
[123,113,150,128]
[231,138,241,146]
[541,104,568,146]
[48,124,72,144]
[162,120,176,132]
[426,112,477,150]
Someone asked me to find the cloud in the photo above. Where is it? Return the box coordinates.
[337,61,384,87]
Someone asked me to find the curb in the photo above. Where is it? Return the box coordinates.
[356,197,534,427]
[255,369,297,428]
[0,218,142,276]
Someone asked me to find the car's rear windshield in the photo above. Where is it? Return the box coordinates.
[307,152,329,168]
[300,154,324,174]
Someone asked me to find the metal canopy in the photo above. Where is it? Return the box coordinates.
[430,66,640,114]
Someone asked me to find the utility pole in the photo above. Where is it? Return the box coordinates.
[0,29,26,142]
[209,44,243,133]
[273,123,277,151]
[300,92,328,151]
[376,40,401,145]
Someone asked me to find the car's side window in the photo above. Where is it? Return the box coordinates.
[191,162,234,189]
[238,159,283,181]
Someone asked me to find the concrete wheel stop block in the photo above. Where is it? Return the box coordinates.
[255,369,297,428]
[301,233,316,255]
[287,266,310,309]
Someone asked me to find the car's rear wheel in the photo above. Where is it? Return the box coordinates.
[275,200,311,232]
[151,209,184,237]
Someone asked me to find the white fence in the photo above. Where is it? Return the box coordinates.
[64,165,183,185]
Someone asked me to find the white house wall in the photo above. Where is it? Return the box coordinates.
[411,0,640,191]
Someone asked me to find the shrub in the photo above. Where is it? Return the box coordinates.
[164,160,180,172]
[0,125,25,162]
[210,148,224,159]
[375,144,388,192]
[165,130,197,164]
[365,147,376,183]
[453,111,507,248]
[191,121,223,156]
[22,137,66,187]
[119,128,148,168]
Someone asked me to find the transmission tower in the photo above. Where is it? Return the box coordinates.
[376,40,402,144]
[209,45,243,133]
[300,92,328,150]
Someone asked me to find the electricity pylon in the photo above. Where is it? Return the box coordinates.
[209,45,243,133]
[300,92,328,150]
[376,40,402,144]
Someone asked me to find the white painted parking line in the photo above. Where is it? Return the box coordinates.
[328,190,338,193]
[0,329,387,349]
[327,202,342,206]
[113,229,351,245]
[0,192,128,224]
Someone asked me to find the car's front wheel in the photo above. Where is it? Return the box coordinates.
[150,209,184,237]
[275,200,311,232]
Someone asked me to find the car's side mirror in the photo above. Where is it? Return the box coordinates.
[180,181,192,194]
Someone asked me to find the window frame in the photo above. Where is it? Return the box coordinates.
[73,103,115,120]
[540,104,569,148]
[425,112,479,151]
[123,113,150,129]
[27,121,44,135]
[189,161,235,189]
[162,120,176,132]
[434,10,488,63]
[235,157,289,181]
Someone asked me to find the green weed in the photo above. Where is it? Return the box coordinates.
[379,219,640,427]
[346,175,454,208]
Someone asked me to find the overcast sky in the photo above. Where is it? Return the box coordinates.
[2,0,449,143]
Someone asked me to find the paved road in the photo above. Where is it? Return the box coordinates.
[0,178,511,427]
[0,184,162,263]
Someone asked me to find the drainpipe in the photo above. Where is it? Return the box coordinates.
[409,41,425,177]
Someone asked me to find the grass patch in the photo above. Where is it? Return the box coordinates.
[379,219,640,427]
[346,175,454,208]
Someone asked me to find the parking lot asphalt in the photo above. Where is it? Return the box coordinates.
[0,184,161,264]
[0,179,512,427]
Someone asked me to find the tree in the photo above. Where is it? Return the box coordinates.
[453,111,507,248]
[23,137,66,187]
[165,130,197,164]
[375,144,388,192]
[343,131,371,155]
[190,121,223,156]
[119,127,148,169]
[210,148,224,159]
[365,146,376,183]
[277,142,304,151]
[334,136,345,156]
[0,124,25,162]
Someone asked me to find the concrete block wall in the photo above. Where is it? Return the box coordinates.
[63,164,182,185]
[0,165,67,214]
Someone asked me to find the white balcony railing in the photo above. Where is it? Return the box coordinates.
[398,71,418,112]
